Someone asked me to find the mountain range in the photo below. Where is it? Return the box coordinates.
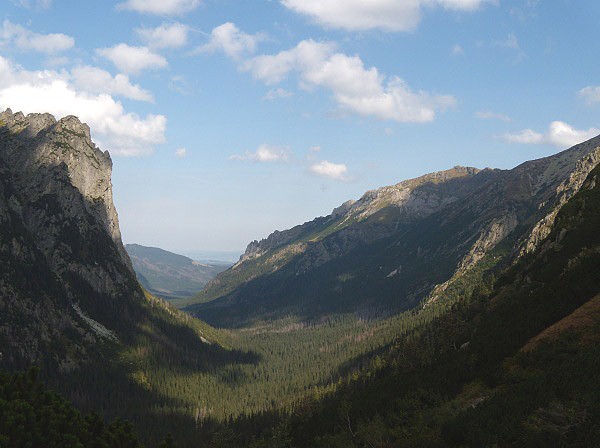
[188,139,600,327]
[0,108,599,447]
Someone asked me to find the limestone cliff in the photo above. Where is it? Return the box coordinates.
[0,109,142,369]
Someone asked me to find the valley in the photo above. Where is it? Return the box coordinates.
[0,108,599,447]
[125,243,232,301]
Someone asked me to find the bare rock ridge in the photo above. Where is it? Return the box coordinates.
[193,134,600,326]
[239,166,484,264]
[0,108,142,369]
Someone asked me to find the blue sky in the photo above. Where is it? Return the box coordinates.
[1,0,599,256]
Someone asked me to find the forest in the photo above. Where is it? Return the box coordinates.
[2,164,598,447]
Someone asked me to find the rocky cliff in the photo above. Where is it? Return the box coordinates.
[0,109,142,369]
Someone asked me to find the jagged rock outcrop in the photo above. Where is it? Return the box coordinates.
[238,166,483,265]
[191,136,600,327]
[0,109,142,369]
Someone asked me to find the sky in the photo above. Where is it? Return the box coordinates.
[1,0,599,258]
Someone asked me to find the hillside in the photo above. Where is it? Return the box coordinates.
[189,137,600,327]
[231,150,600,448]
[0,109,239,445]
[1,107,599,448]
[125,243,231,300]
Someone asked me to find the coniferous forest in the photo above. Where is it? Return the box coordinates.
[2,155,600,446]
[2,2,600,447]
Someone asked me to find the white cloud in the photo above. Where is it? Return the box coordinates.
[309,145,321,152]
[96,44,167,75]
[495,32,520,50]
[502,128,543,144]
[309,160,348,181]
[175,147,187,158]
[476,110,511,122]
[0,20,74,54]
[263,87,293,100]
[169,75,191,95]
[280,0,493,32]
[116,0,200,15]
[136,22,189,49]
[502,121,600,148]
[197,23,265,60]
[578,86,600,106]
[229,144,290,162]
[0,56,166,156]
[493,32,526,62]
[71,66,153,102]
[451,44,464,56]
[244,39,455,123]
[11,0,52,10]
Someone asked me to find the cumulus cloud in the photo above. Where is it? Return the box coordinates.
[136,22,189,49]
[578,86,600,106]
[174,147,187,158]
[229,144,290,162]
[502,121,600,148]
[476,110,511,122]
[0,20,74,54]
[0,56,166,156]
[243,39,455,123]
[96,44,168,75]
[280,0,494,32]
[71,66,153,102]
[116,0,200,15]
[197,22,265,60]
[502,128,543,144]
[309,160,348,181]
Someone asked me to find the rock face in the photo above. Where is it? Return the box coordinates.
[0,109,142,369]
[191,136,600,327]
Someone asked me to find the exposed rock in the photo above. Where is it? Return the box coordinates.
[195,135,600,325]
[0,108,142,369]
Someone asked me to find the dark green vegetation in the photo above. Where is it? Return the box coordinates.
[0,369,146,448]
[125,244,231,300]
[228,162,600,447]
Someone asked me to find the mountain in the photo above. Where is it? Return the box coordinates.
[0,108,143,369]
[125,243,231,300]
[227,149,600,448]
[189,137,600,327]
[0,109,236,445]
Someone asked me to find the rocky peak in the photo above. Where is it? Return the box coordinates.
[0,108,134,286]
[341,165,483,222]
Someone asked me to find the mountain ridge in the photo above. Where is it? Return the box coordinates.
[125,243,231,299]
[189,135,600,327]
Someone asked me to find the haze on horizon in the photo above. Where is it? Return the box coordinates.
[1,0,599,253]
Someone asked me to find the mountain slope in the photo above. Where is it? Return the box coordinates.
[0,109,240,445]
[188,137,600,327]
[125,243,231,299]
[242,153,600,448]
